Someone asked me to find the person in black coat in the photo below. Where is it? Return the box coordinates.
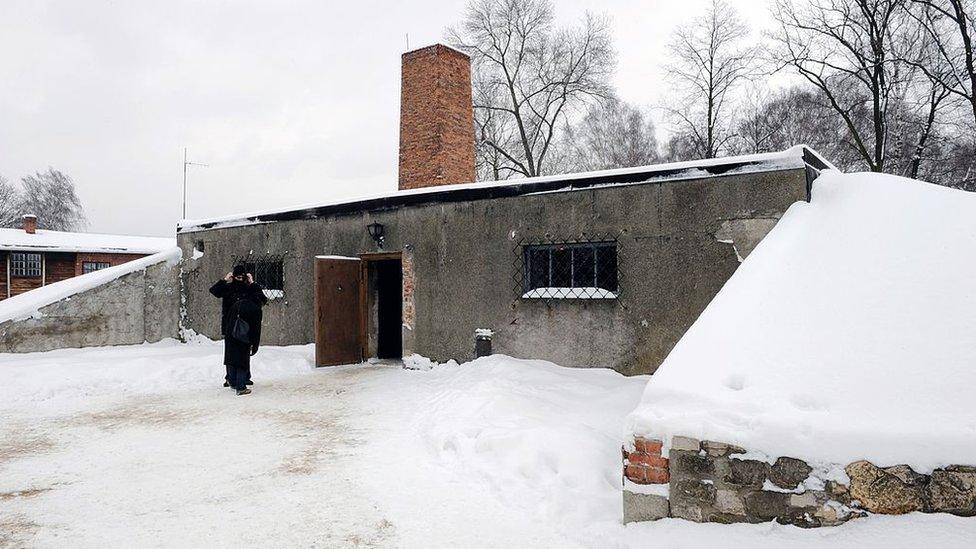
[209,265,268,395]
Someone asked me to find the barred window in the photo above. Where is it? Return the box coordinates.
[11,253,42,277]
[234,255,285,300]
[82,261,111,274]
[521,242,618,299]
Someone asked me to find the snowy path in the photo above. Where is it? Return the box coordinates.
[2,341,975,548]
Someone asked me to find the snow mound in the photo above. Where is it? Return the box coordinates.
[0,246,181,323]
[413,355,648,526]
[626,171,976,472]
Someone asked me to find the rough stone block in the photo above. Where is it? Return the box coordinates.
[727,458,769,488]
[623,491,670,524]
[670,502,704,523]
[790,491,818,508]
[702,440,746,458]
[814,504,839,524]
[927,467,976,516]
[769,457,813,490]
[714,489,746,516]
[884,464,929,487]
[670,450,714,480]
[673,479,718,505]
[825,480,851,504]
[671,435,700,452]
[670,479,717,522]
[744,491,791,520]
[846,460,925,514]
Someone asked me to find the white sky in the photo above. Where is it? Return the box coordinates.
[0,0,776,236]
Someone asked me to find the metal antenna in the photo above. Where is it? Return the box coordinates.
[406,33,410,50]
[182,147,209,220]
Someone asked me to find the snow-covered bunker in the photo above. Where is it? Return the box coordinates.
[622,171,976,525]
[176,147,829,374]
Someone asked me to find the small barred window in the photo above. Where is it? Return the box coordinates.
[11,253,42,277]
[82,261,111,274]
[520,241,619,300]
[234,255,285,300]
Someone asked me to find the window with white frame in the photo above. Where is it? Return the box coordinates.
[82,261,111,274]
[11,253,42,277]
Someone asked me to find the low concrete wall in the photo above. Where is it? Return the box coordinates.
[622,435,976,527]
[0,259,180,353]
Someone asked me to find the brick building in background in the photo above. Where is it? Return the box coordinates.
[0,215,174,300]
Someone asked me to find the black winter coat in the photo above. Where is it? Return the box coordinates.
[209,279,268,336]
[210,279,268,368]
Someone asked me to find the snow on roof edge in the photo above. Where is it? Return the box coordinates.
[0,228,175,254]
[0,247,181,324]
[177,146,820,234]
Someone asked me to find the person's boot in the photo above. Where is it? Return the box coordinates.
[245,380,253,386]
[223,381,230,388]
[237,388,251,396]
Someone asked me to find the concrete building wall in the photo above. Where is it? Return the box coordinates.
[0,259,180,353]
[179,168,808,375]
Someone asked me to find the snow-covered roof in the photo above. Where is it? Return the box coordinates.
[178,145,833,234]
[625,170,976,472]
[0,228,174,254]
[0,247,181,324]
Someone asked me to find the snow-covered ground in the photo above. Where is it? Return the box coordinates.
[2,341,974,547]
[628,172,976,472]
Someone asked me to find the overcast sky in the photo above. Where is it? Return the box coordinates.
[0,0,776,236]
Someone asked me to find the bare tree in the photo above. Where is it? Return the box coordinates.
[906,0,976,124]
[0,175,21,228]
[447,0,615,178]
[562,99,660,171]
[664,0,759,160]
[770,0,917,172]
[735,86,856,162]
[18,168,87,231]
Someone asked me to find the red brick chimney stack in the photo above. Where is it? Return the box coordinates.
[23,214,37,234]
[398,44,476,191]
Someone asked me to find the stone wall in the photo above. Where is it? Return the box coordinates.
[622,435,976,527]
[0,257,180,353]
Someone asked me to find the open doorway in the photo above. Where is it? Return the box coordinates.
[363,254,403,360]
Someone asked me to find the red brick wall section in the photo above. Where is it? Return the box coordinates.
[398,44,476,190]
[624,437,669,485]
[45,253,77,284]
[74,253,147,276]
[401,252,415,329]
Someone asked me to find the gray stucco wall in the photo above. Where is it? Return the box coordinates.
[178,168,808,375]
[0,259,180,353]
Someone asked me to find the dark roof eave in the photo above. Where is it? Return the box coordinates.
[180,152,821,234]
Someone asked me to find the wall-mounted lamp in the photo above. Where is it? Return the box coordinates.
[367,222,385,248]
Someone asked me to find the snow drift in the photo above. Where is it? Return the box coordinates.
[626,171,976,472]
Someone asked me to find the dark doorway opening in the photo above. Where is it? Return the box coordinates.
[370,258,403,359]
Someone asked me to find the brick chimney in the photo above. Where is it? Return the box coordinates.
[398,44,476,190]
[22,214,37,234]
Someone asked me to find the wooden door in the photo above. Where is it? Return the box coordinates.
[314,256,363,367]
